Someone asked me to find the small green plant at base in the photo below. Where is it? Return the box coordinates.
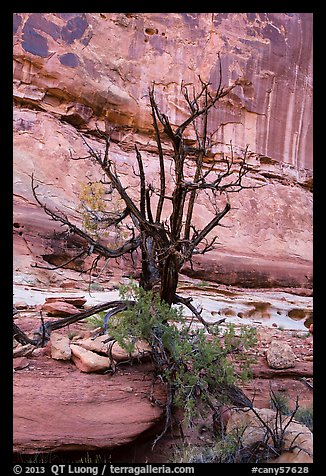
[85,311,107,329]
[171,442,219,463]
[270,391,291,416]
[171,428,248,463]
[198,280,209,288]
[269,391,313,432]
[212,428,248,463]
[106,282,257,435]
[89,282,105,292]
[294,406,313,432]
[67,330,79,340]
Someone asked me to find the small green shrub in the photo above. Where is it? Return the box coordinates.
[213,430,248,463]
[294,406,313,432]
[89,282,105,292]
[85,311,107,329]
[269,390,313,430]
[270,391,291,415]
[106,282,257,427]
[171,430,247,463]
[67,330,79,340]
[198,280,209,287]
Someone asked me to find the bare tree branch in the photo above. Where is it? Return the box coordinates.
[187,200,231,258]
[31,247,90,271]
[28,58,265,321]
[135,144,146,218]
[149,85,166,224]
[174,294,210,331]
[31,173,141,260]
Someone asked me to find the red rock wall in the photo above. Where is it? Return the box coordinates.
[13,13,313,288]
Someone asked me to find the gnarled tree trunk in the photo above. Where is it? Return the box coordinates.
[20,57,262,343]
[160,254,180,305]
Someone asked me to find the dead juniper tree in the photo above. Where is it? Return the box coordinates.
[13,57,266,443]
[14,57,262,345]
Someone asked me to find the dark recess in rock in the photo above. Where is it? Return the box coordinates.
[57,13,84,20]
[61,15,88,44]
[24,13,61,41]
[22,27,49,57]
[59,53,80,68]
[13,14,22,34]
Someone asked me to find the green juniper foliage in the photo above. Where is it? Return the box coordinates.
[85,311,109,329]
[105,282,257,424]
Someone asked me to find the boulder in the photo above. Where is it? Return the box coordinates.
[50,332,71,360]
[13,356,166,453]
[111,340,152,362]
[44,296,87,307]
[32,347,49,357]
[266,340,296,369]
[42,301,80,316]
[13,343,34,358]
[14,301,29,310]
[70,343,111,372]
[74,335,152,362]
[246,354,312,379]
[13,357,29,370]
[226,407,313,463]
[72,335,110,355]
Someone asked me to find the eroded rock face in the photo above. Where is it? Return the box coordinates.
[13,13,313,288]
[13,357,165,454]
[13,13,313,167]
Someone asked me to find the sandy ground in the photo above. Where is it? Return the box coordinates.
[13,282,312,332]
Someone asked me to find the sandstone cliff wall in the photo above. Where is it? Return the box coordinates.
[13,13,313,288]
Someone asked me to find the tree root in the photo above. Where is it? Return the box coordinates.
[13,299,134,347]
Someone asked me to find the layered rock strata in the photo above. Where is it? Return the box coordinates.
[13,13,313,288]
